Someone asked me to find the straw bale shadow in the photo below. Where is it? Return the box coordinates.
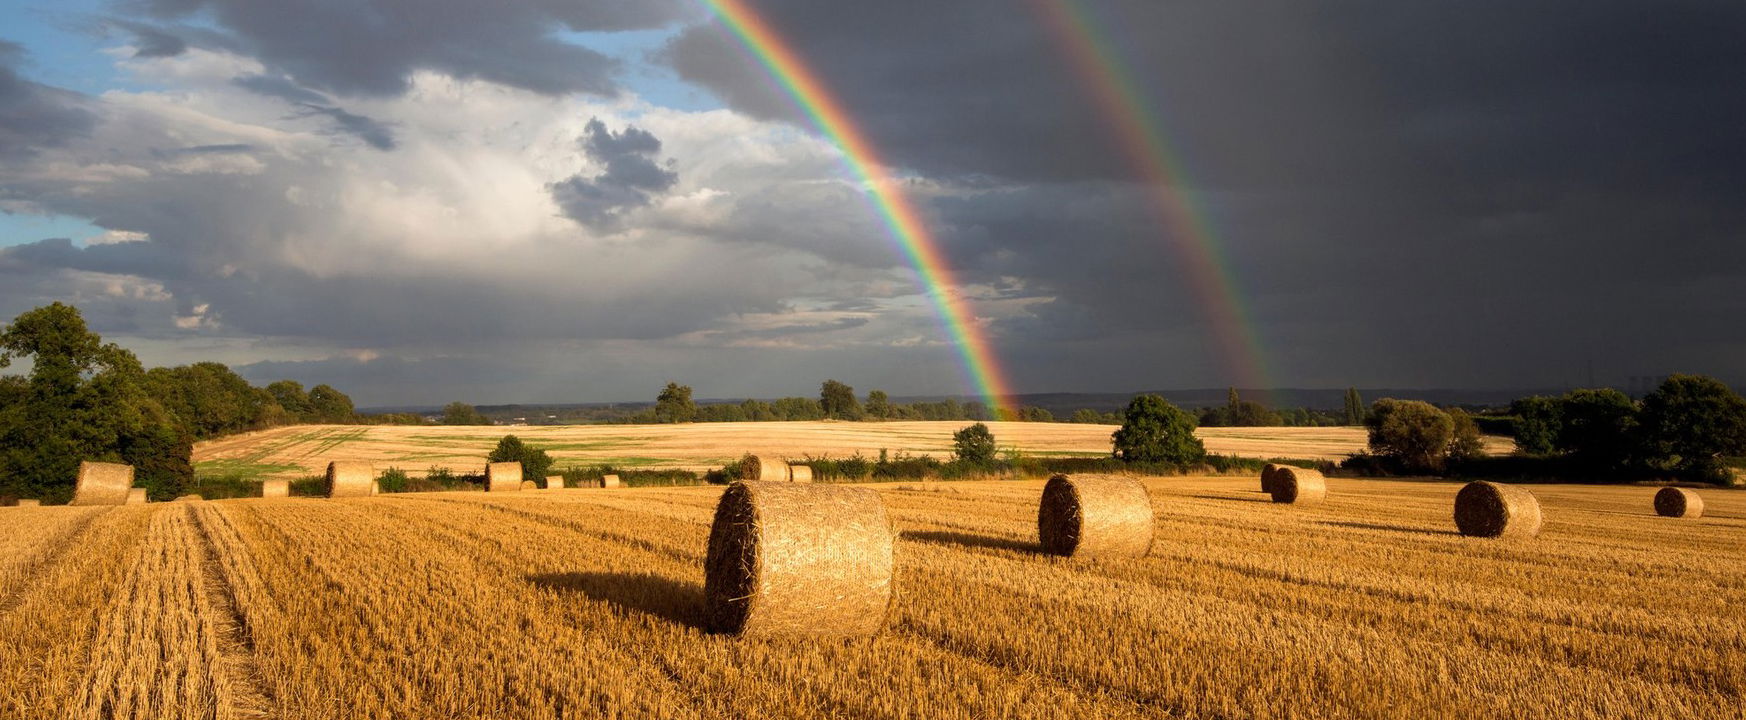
[1318,520,1459,537]
[901,529,1037,553]
[528,571,706,630]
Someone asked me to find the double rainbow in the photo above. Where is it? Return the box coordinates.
[700,0,1017,417]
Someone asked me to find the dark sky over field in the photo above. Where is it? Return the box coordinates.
[0,1,1742,404]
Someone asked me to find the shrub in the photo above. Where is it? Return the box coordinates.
[1111,395,1205,466]
[1510,396,1561,455]
[952,423,997,464]
[1447,408,1487,462]
[1365,399,1454,473]
[487,434,553,482]
[377,467,411,494]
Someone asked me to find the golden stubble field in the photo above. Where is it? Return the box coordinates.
[191,421,1515,479]
[1,476,1741,719]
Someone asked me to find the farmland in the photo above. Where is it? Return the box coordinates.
[2,475,1740,719]
[190,421,1515,480]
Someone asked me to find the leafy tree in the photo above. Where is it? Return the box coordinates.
[1070,409,1104,424]
[487,434,554,483]
[267,380,313,420]
[1446,408,1487,463]
[142,361,276,438]
[1342,387,1366,426]
[1019,406,1055,422]
[440,401,492,425]
[819,379,862,420]
[306,384,355,423]
[1637,374,1746,481]
[0,303,187,502]
[1111,394,1205,465]
[122,422,195,500]
[653,382,695,423]
[1510,396,1562,456]
[772,396,824,421]
[1555,388,1637,472]
[740,399,774,422]
[952,423,997,464]
[1366,399,1454,473]
[865,390,891,420]
[1227,387,1240,407]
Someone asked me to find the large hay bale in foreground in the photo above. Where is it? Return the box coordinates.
[1261,463,1282,494]
[742,454,791,482]
[544,475,565,490]
[1454,481,1542,538]
[601,474,621,488]
[16,499,41,507]
[261,480,289,498]
[705,481,894,638]
[126,488,147,505]
[789,465,814,483]
[485,462,523,492]
[1037,474,1154,558]
[325,461,374,498]
[71,461,134,506]
[1269,466,1328,505]
[1654,487,1704,518]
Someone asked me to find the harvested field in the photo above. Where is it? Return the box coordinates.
[193,421,1515,480]
[0,477,1740,718]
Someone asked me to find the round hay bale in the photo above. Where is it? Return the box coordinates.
[520,480,537,491]
[1269,466,1328,505]
[544,475,565,490]
[789,465,814,483]
[704,481,894,638]
[1261,463,1282,494]
[741,454,790,482]
[601,474,621,488]
[1454,481,1543,538]
[16,499,41,507]
[1654,487,1704,518]
[71,461,135,506]
[325,461,375,498]
[1037,474,1154,558]
[126,488,148,505]
[260,479,289,499]
[485,462,523,492]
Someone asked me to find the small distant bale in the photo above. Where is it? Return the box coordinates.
[71,461,135,506]
[126,488,148,505]
[741,454,791,482]
[789,465,814,483]
[601,474,621,488]
[543,475,565,489]
[16,499,41,507]
[325,461,375,498]
[485,462,523,492]
[1269,466,1328,505]
[704,481,894,638]
[261,479,289,498]
[1261,463,1282,494]
[520,480,537,491]
[1037,474,1154,559]
[1454,481,1543,538]
[1654,487,1704,518]
[371,480,381,496]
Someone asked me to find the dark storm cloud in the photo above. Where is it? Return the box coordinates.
[129,0,696,97]
[295,104,396,150]
[550,118,678,230]
[112,21,187,58]
[0,41,98,160]
[232,74,328,105]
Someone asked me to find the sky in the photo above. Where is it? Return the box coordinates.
[1,0,1743,406]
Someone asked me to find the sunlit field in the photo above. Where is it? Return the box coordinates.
[2,476,1740,719]
[191,421,1515,480]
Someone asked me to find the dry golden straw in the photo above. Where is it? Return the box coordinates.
[741,454,791,482]
[126,488,147,505]
[545,475,565,490]
[1037,474,1154,558]
[261,480,289,499]
[1269,466,1328,505]
[704,481,895,638]
[1653,487,1704,518]
[520,481,537,491]
[789,465,814,483]
[1261,463,1281,494]
[71,461,134,506]
[485,462,523,492]
[1454,481,1543,538]
[324,461,375,498]
[601,474,621,488]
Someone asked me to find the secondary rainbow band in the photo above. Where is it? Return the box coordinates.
[699,0,1017,417]
[1035,0,1273,394]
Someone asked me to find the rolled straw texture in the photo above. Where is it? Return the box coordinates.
[788,465,814,483]
[126,488,147,505]
[601,474,621,488]
[1270,466,1328,505]
[325,461,375,498]
[261,480,289,498]
[742,454,790,482]
[1654,487,1704,518]
[1037,474,1154,558]
[485,462,523,492]
[1454,481,1543,538]
[1261,463,1281,494]
[704,481,895,638]
[545,475,565,490]
[71,461,134,506]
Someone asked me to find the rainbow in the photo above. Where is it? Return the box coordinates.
[698,0,1017,417]
[1033,0,1273,395]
